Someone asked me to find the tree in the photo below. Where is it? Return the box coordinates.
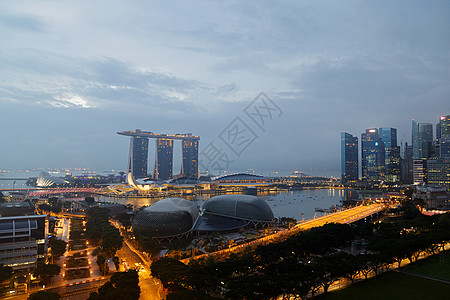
[85,196,95,205]
[134,232,162,258]
[150,257,188,291]
[88,270,140,300]
[404,187,414,199]
[0,264,13,283]
[116,212,132,230]
[49,238,67,261]
[0,192,6,203]
[225,274,278,300]
[38,203,52,212]
[47,197,62,213]
[100,226,123,258]
[314,252,351,294]
[85,207,110,246]
[33,264,61,285]
[28,291,60,300]
[96,254,109,276]
[167,290,217,300]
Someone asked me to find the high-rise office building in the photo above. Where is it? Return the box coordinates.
[401,142,414,184]
[361,128,385,182]
[436,115,450,159]
[427,158,450,190]
[128,136,149,179]
[154,138,173,180]
[341,132,358,183]
[440,136,450,159]
[412,120,419,159]
[412,121,433,159]
[412,121,433,184]
[182,139,199,179]
[379,127,401,182]
[413,159,427,185]
[436,115,450,140]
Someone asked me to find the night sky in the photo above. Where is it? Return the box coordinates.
[1,1,449,176]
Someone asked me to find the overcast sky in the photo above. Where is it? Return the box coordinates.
[1,1,449,176]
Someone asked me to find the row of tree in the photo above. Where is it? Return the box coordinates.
[151,204,450,300]
[85,207,123,275]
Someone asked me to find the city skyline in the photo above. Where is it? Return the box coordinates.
[1,1,450,174]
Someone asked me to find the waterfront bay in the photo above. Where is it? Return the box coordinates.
[96,188,346,222]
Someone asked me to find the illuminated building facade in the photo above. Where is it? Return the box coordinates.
[427,158,450,190]
[436,115,450,141]
[379,127,401,182]
[437,115,450,159]
[119,130,200,183]
[361,128,385,182]
[402,142,414,184]
[154,138,173,180]
[413,159,427,185]
[440,136,450,159]
[0,213,48,270]
[412,121,433,159]
[182,139,199,179]
[128,135,149,179]
[341,132,358,183]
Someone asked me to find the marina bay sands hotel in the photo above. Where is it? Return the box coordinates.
[118,129,199,181]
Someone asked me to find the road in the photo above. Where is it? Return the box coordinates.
[116,240,164,300]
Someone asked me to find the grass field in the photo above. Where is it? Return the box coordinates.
[316,271,450,300]
[404,251,450,281]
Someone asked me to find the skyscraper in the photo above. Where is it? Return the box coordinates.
[361,128,385,182]
[128,136,149,179]
[182,139,199,179]
[437,115,450,159]
[341,132,358,183]
[154,138,173,180]
[379,127,401,182]
[412,121,433,159]
[413,159,427,185]
[412,120,419,159]
[440,137,450,159]
[401,142,413,184]
[119,129,200,184]
[436,115,450,140]
[427,158,450,189]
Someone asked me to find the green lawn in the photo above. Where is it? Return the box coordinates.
[404,251,450,281]
[317,271,450,300]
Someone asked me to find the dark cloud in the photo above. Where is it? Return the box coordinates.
[0,11,45,32]
[0,1,449,175]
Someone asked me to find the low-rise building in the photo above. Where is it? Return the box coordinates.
[0,213,48,270]
[414,186,450,211]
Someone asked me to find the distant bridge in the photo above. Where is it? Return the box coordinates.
[29,188,102,197]
[0,187,102,197]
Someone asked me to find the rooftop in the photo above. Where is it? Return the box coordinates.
[118,130,200,140]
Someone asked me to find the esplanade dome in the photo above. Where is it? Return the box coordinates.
[202,195,274,222]
[132,197,199,237]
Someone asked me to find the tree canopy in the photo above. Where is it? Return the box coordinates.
[88,270,140,300]
[0,264,13,283]
[28,291,60,300]
[33,264,61,285]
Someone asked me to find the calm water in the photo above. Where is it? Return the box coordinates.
[1,170,346,222]
[96,188,347,222]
